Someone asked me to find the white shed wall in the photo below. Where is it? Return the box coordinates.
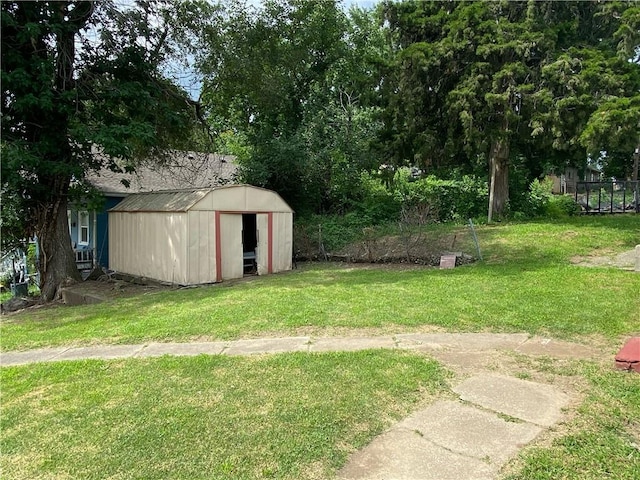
[191,185,292,213]
[220,213,243,280]
[271,212,293,272]
[186,211,217,284]
[256,214,268,276]
[109,211,188,284]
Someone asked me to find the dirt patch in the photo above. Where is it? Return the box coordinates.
[570,248,638,270]
[1,277,175,316]
[331,227,478,266]
[61,277,174,304]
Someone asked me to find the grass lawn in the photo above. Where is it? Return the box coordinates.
[1,215,639,479]
[1,350,448,479]
[503,359,640,480]
[1,216,638,351]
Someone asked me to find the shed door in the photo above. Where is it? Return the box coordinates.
[256,213,269,275]
[220,214,243,280]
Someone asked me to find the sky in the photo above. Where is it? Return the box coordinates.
[345,0,377,9]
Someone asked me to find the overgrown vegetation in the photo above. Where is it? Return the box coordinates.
[294,169,583,259]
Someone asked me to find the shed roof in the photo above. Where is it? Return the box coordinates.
[109,189,211,212]
[109,185,294,213]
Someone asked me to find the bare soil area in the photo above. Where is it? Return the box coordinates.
[1,276,175,314]
[570,248,638,270]
[333,227,478,266]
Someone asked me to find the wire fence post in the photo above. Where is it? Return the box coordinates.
[468,219,482,261]
[318,223,327,261]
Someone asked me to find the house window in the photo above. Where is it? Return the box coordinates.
[78,211,89,245]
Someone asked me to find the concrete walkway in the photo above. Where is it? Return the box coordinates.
[339,373,571,480]
[0,332,600,366]
[1,333,598,480]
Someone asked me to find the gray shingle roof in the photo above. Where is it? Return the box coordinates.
[85,151,237,196]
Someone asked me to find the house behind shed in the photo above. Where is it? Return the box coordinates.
[108,185,293,284]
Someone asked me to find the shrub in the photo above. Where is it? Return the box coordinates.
[546,195,582,217]
[0,271,13,287]
[525,178,554,217]
[393,169,488,222]
[355,172,402,224]
[294,213,377,257]
[27,243,38,274]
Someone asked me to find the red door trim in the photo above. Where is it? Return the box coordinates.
[267,212,273,274]
[215,211,222,282]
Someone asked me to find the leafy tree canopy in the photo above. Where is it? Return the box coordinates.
[196,0,387,214]
[379,0,640,219]
[1,0,204,299]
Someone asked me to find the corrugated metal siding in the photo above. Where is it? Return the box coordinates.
[109,211,188,284]
[272,212,293,272]
[190,185,294,213]
[220,214,243,280]
[256,214,269,275]
[186,211,217,284]
[110,189,211,212]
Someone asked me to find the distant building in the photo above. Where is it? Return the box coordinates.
[547,164,602,194]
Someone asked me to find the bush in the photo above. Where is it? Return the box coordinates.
[526,178,554,217]
[393,169,488,222]
[294,213,377,257]
[354,172,402,224]
[0,271,13,287]
[518,179,580,219]
[546,195,581,217]
[27,243,38,274]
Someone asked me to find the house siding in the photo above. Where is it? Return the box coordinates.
[96,196,125,268]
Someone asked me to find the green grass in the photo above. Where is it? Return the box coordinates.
[1,216,639,480]
[0,350,448,480]
[2,216,638,351]
[0,290,11,303]
[504,364,640,480]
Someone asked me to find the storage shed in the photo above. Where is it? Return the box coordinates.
[108,185,293,284]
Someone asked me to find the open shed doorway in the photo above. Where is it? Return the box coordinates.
[242,213,258,275]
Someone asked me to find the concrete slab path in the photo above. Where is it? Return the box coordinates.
[339,374,571,480]
[0,333,589,480]
[0,332,600,366]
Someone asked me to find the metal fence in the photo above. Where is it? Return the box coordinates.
[575,181,639,214]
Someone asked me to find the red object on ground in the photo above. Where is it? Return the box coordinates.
[615,337,640,373]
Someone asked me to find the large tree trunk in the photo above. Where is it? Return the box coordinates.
[36,186,81,302]
[488,137,510,222]
[32,2,91,301]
